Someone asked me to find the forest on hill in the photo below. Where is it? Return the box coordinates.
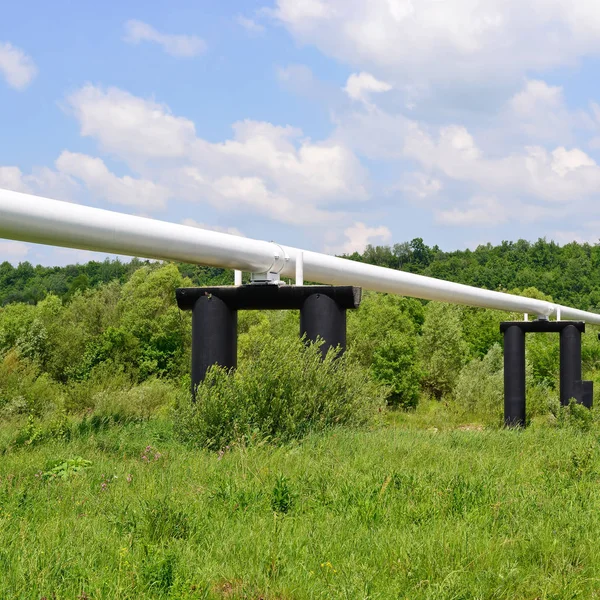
[2,237,600,309]
[0,235,599,440]
[345,237,600,310]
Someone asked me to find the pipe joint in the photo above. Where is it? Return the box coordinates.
[268,242,289,274]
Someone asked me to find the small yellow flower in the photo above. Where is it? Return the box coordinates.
[320,561,337,574]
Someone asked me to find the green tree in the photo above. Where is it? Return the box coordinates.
[419,302,468,399]
[348,292,423,408]
[118,264,191,379]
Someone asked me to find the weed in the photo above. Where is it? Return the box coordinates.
[42,457,92,481]
[3,408,600,598]
[270,475,293,515]
[141,498,192,542]
[175,335,386,450]
[558,399,594,431]
[142,548,177,593]
[569,445,595,479]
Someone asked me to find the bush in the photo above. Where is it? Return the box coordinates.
[419,302,468,399]
[453,344,504,421]
[62,363,133,413]
[526,331,559,387]
[174,336,387,450]
[454,343,559,424]
[348,292,422,408]
[0,351,63,417]
[93,378,177,422]
[556,399,594,432]
[369,331,421,409]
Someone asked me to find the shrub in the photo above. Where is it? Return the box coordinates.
[526,332,559,387]
[0,351,63,417]
[419,302,469,399]
[453,344,504,421]
[93,378,177,422]
[557,399,594,432]
[527,381,558,420]
[460,307,504,358]
[348,292,422,408]
[455,343,559,424]
[369,331,421,409]
[174,335,387,450]
[62,363,133,413]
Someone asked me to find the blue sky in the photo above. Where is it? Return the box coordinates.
[2,0,600,266]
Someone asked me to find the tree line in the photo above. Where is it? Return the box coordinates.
[1,237,600,445]
[2,236,599,310]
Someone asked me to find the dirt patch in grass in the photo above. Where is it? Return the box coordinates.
[456,424,485,431]
[212,579,291,600]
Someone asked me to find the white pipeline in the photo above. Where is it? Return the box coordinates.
[1,188,599,324]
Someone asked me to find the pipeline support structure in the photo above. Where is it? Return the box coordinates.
[501,321,593,427]
[176,285,361,394]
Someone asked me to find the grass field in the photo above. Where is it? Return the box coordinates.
[2,404,600,599]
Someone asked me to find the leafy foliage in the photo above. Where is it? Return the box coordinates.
[454,344,504,421]
[345,237,600,311]
[42,457,92,481]
[1,238,600,448]
[3,241,600,596]
[419,302,469,399]
[175,335,387,450]
[348,293,423,408]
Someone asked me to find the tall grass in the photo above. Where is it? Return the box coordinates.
[2,406,600,598]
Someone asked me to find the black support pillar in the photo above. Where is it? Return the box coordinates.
[500,320,591,426]
[176,285,361,393]
[191,295,237,395]
[300,293,347,358]
[560,324,582,406]
[503,325,526,427]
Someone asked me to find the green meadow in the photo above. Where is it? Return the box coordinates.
[3,404,600,599]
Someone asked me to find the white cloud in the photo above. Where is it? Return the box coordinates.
[61,78,600,239]
[275,0,334,22]
[0,42,37,90]
[0,240,29,262]
[510,80,563,117]
[181,218,245,237]
[236,15,266,34]
[344,72,392,104]
[206,174,334,225]
[393,172,442,199]
[328,71,600,230]
[64,85,367,226]
[123,20,206,58]
[334,221,392,254]
[0,166,30,193]
[0,164,80,201]
[499,79,595,144]
[435,196,507,226]
[272,0,600,92]
[550,147,596,177]
[55,151,171,210]
[333,76,598,160]
[332,106,413,160]
[404,121,600,204]
[67,85,197,159]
